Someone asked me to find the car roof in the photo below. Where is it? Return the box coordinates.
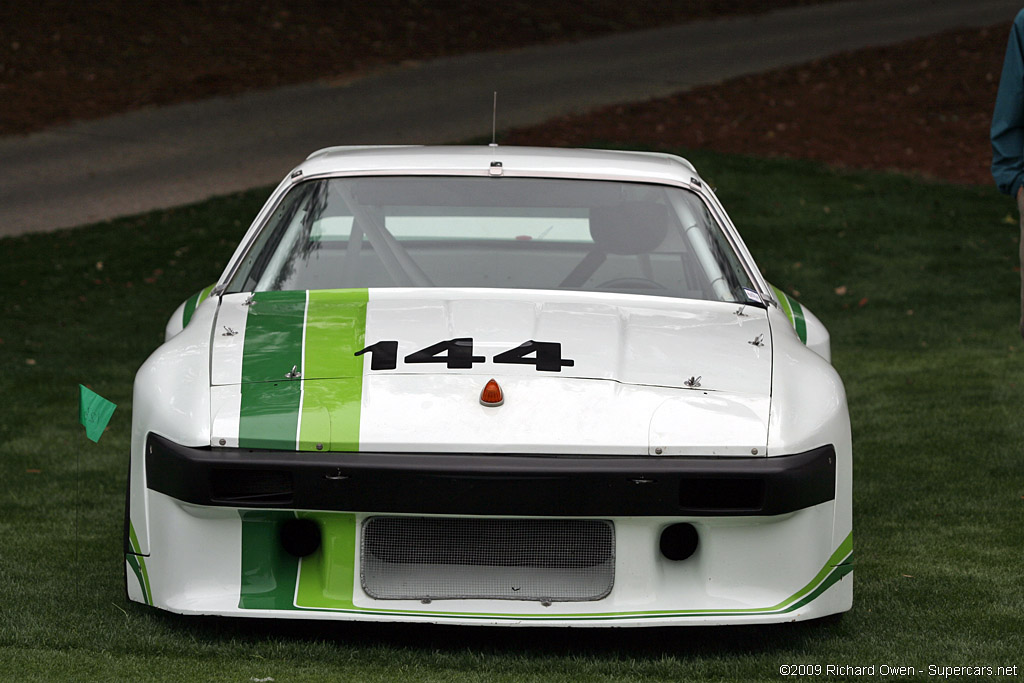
[296,145,700,186]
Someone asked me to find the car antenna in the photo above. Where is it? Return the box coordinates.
[490,91,498,147]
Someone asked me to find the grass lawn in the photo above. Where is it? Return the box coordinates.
[1,150,1021,681]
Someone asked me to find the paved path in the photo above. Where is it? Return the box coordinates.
[1,0,1019,236]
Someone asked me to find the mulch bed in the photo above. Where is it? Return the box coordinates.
[0,0,827,136]
[505,23,1011,187]
[1,3,1013,186]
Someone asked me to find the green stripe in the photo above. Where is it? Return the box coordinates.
[295,513,357,609]
[238,510,301,610]
[299,289,368,452]
[126,555,149,606]
[127,522,153,605]
[771,285,808,344]
[239,517,852,620]
[239,290,307,449]
[181,293,199,328]
[305,543,853,622]
[181,283,216,328]
[789,296,807,343]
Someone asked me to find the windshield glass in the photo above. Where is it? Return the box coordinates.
[227,176,755,302]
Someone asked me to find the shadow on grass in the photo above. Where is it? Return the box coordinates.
[155,609,846,659]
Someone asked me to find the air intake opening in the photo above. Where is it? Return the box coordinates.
[679,477,764,511]
[361,517,614,601]
[210,468,293,505]
[280,518,321,557]
[660,523,698,561]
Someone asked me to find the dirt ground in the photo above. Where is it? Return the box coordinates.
[1,2,1013,187]
[0,1,831,136]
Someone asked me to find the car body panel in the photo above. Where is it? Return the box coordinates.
[127,145,852,625]
[205,288,772,456]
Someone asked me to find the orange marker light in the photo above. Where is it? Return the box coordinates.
[479,378,504,406]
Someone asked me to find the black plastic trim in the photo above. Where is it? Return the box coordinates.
[145,433,835,517]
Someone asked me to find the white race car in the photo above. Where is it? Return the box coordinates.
[126,145,852,626]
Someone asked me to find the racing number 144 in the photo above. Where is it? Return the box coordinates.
[355,339,575,372]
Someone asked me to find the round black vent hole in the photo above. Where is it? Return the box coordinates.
[660,523,698,561]
[280,518,321,557]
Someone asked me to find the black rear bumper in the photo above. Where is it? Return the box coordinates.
[145,433,835,517]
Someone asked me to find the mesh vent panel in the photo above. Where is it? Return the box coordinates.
[361,517,614,601]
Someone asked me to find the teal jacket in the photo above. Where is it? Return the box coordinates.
[992,10,1024,198]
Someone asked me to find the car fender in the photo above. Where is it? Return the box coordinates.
[164,284,216,341]
[771,286,831,362]
[129,299,214,555]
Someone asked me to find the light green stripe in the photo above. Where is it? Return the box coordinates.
[181,283,216,328]
[238,511,357,611]
[771,284,795,324]
[295,513,357,609]
[126,556,151,606]
[127,522,153,605]
[278,531,852,620]
[298,289,368,452]
[197,283,215,306]
[239,290,307,449]
[771,285,808,344]
[790,295,808,343]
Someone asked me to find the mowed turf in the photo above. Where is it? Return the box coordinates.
[0,150,1021,681]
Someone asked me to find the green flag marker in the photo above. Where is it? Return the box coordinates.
[79,384,116,443]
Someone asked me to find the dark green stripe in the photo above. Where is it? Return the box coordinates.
[288,553,853,621]
[789,296,808,344]
[238,511,300,610]
[127,522,152,605]
[239,382,303,449]
[181,283,215,328]
[239,290,307,449]
[278,532,852,620]
[125,555,150,606]
[770,285,808,345]
[181,292,200,328]
[785,555,852,613]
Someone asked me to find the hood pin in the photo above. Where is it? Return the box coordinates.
[286,365,302,379]
[221,326,237,336]
[749,334,765,347]
[684,376,701,388]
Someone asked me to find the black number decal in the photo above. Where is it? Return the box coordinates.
[354,340,398,370]
[404,338,485,369]
[492,340,574,372]
[358,339,574,372]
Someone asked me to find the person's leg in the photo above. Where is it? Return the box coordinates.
[1018,188,1024,338]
